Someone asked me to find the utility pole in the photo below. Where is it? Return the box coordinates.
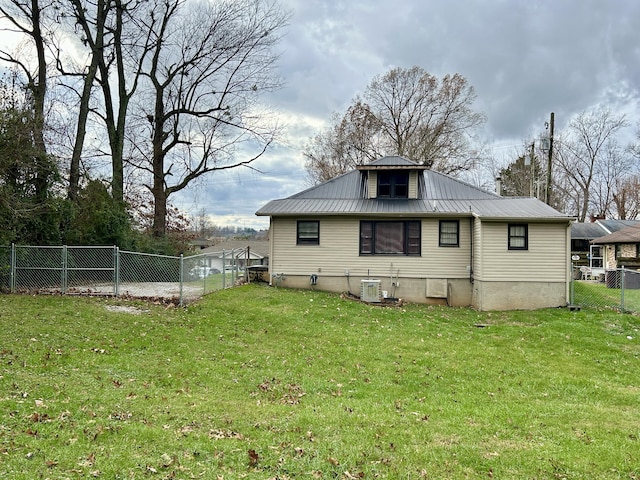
[545,112,554,205]
[529,142,535,198]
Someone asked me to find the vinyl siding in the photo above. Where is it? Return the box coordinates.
[475,221,569,282]
[368,172,377,199]
[409,171,418,199]
[270,216,472,279]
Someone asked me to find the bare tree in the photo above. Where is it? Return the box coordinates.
[304,102,383,185]
[305,66,486,184]
[555,108,628,222]
[613,175,640,220]
[61,0,150,204]
[589,141,635,218]
[499,146,546,198]
[367,68,485,171]
[128,0,288,237]
[61,0,110,201]
[0,0,56,202]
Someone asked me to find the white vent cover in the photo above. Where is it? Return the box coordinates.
[361,279,382,303]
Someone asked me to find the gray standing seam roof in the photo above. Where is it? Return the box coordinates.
[256,157,573,220]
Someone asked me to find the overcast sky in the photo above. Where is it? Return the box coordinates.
[176,0,640,231]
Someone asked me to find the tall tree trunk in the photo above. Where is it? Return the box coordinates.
[151,93,166,238]
[68,0,107,201]
[93,0,127,204]
[30,0,49,203]
[111,0,126,204]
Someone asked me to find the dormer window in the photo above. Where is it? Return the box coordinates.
[378,172,408,198]
[357,160,426,199]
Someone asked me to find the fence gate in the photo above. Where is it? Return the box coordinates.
[10,245,117,295]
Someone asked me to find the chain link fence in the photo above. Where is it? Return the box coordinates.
[0,245,250,305]
[571,265,640,314]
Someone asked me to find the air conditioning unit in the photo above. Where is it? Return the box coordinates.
[361,279,382,303]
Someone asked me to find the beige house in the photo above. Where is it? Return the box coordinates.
[591,223,640,271]
[256,156,574,311]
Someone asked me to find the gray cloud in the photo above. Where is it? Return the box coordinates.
[177,0,640,228]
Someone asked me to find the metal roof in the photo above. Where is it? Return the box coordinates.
[596,219,640,234]
[571,222,608,240]
[571,219,640,240]
[200,240,269,258]
[357,155,426,169]
[256,156,573,221]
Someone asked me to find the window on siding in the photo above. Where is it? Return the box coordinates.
[615,244,622,258]
[508,224,528,250]
[360,220,420,255]
[297,220,319,245]
[439,220,459,247]
[636,244,640,258]
[377,172,409,198]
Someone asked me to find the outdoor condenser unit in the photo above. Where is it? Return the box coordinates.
[360,279,382,303]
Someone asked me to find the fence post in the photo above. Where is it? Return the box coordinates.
[179,254,184,307]
[114,246,120,297]
[570,262,574,306]
[620,266,625,312]
[62,245,68,294]
[10,243,15,293]
[202,255,207,292]
[222,250,226,289]
[246,246,251,283]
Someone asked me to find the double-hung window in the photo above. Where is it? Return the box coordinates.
[360,220,420,255]
[297,220,319,245]
[439,220,459,247]
[508,224,528,250]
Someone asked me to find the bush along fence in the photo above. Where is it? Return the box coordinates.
[0,245,251,306]
[571,265,640,314]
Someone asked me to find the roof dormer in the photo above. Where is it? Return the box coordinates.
[357,158,427,200]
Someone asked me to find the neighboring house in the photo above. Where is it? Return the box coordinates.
[591,223,640,271]
[571,219,640,278]
[198,240,269,272]
[188,237,216,250]
[256,156,574,311]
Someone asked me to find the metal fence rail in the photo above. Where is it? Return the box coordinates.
[571,266,640,314]
[0,245,249,305]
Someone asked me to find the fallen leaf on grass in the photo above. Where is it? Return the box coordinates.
[343,471,364,479]
[30,412,51,423]
[78,452,96,468]
[161,453,176,468]
[209,429,244,440]
[248,449,259,466]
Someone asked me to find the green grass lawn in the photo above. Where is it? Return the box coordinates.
[1,284,639,479]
